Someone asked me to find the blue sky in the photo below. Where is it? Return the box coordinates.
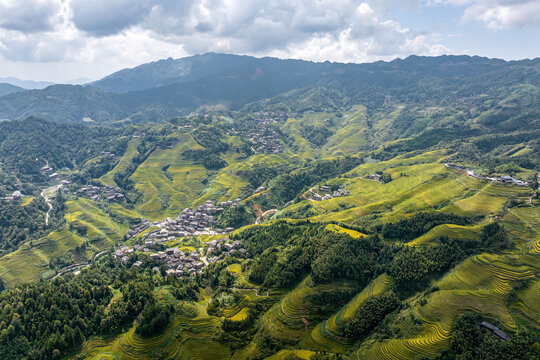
[0,0,538,82]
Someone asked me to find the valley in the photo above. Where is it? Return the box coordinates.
[0,55,538,360]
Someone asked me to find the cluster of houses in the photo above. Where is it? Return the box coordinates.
[311,185,350,201]
[0,190,22,203]
[445,163,531,186]
[133,200,239,248]
[72,184,125,202]
[205,237,248,262]
[126,219,151,239]
[152,248,206,277]
[100,151,116,157]
[234,113,285,154]
[114,245,148,264]
[41,165,58,180]
[113,236,249,277]
[247,127,283,154]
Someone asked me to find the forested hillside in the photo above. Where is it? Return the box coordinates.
[0,54,538,360]
[0,54,538,126]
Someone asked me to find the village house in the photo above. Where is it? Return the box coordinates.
[480,321,510,341]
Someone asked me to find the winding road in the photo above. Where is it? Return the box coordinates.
[40,184,62,226]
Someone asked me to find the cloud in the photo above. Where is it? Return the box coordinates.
[69,0,154,36]
[0,0,452,81]
[0,0,62,33]
[430,0,540,29]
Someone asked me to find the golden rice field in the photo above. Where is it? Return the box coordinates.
[325,224,366,239]
[130,134,207,219]
[253,276,359,351]
[77,315,229,360]
[407,223,481,246]
[300,274,391,353]
[357,250,540,359]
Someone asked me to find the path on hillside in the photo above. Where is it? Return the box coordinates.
[41,184,63,226]
[256,209,278,224]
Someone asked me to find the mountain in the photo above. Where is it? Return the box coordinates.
[0,76,54,89]
[0,54,538,125]
[0,84,126,123]
[0,83,24,97]
[90,53,257,93]
[0,55,539,360]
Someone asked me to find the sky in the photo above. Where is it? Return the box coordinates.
[0,0,539,83]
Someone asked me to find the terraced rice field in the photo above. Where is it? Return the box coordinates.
[305,160,481,223]
[301,274,391,353]
[0,198,127,288]
[229,307,250,321]
[358,251,540,359]
[322,106,369,156]
[66,198,128,246]
[0,228,85,286]
[257,277,358,348]
[77,310,228,360]
[325,224,366,239]
[227,263,259,289]
[108,204,143,221]
[20,196,34,206]
[130,134,207,219]
[407,223,481,246]
[266,349,315,360]
[100,138,141,186]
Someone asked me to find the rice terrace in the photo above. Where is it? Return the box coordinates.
[0,4,539,359]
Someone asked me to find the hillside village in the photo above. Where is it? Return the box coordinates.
[114,234,248,277]
[71,184,125,202]
[111,198,248,276]
[309,185,350,201]
[445,163,532,187]
[234,112,290,154]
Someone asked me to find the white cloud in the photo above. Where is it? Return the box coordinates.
[0,0,451,81]
[430,0,540,29]
[0,0,62,32]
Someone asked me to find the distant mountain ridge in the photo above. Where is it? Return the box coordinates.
[0,83,24,97]
[0,53,538,124]
[0,76,55,89]
[90,53,257,93]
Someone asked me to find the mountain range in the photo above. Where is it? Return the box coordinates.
[0,53,538,125]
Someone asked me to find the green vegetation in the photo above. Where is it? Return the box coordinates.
[0,54,539,360]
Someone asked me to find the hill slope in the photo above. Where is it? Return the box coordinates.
[0,54,538,125]
[0,83,24,97]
